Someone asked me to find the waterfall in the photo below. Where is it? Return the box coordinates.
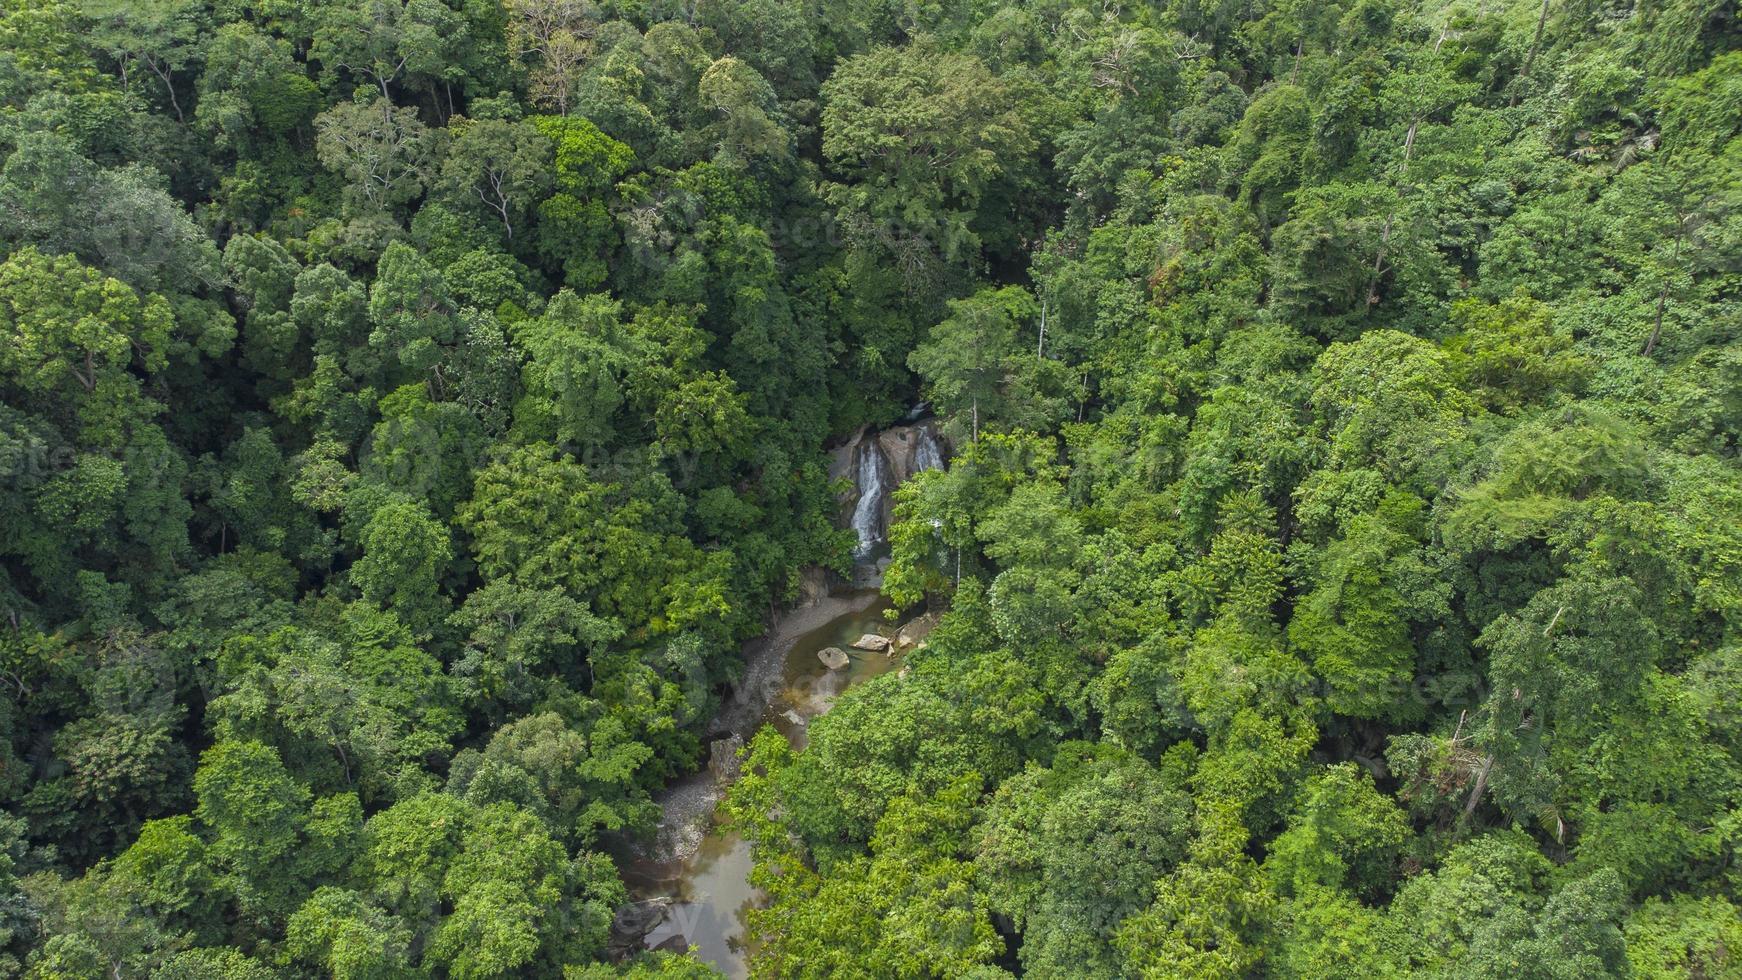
[850,442,889,558]
[914,425,944,473]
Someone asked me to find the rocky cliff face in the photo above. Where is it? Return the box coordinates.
[827,420,948,558]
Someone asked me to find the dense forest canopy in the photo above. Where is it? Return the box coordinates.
[0,0,1739,976]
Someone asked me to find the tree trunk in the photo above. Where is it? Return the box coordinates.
[1462,753,1494,819]
[146,57,184,123]
[1367,213,1398,307]
[1366,104,1426,308]
[1511,0,1553,106]
[1642,280,1670,357]
[1642,235,1682,357]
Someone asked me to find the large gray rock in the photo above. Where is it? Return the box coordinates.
[818,646,850,670]
[827,426,867,486]
[796,564,832,604]
[896,611,940,650]
[708,734,745,784]
[878,420,949,485]
[611,897,671,948]
[828,427,871,524]
[850,632,890,652]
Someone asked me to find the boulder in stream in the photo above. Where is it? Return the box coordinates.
[818,646,850,670]
[850,633,890,652]
[610,897,671,955]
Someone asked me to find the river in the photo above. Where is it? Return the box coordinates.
[615,419,946,975]
[619,587,903,977]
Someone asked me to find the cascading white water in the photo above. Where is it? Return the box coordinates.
[913,425,944,473]
[850,442,889,558]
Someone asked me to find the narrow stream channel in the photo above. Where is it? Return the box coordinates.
[620,589,901,978]
[615,418,946,975]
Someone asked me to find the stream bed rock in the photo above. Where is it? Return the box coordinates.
[609,898,671,957]
[708,734,745,785]
[896,611,940,650]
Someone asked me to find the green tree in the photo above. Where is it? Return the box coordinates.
[448,578,621,712]
[79,0,208,123]
[315,97,434,216]
[908,286,1057,441]
[438,117,553,243]
[0,132,225,294]
[210,614,461,803]
[367,241,456,378]
[0,247,171,398]
[445,711,658,845]
[286,886,415,980]
[191,739,311,916]
[977,743,1193,978]
[821,45,1036,285]
[512,291,636,450]
[351,499,452,637]
[697,57,791,167]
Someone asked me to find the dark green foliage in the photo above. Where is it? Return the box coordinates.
[0,0,1737,976]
